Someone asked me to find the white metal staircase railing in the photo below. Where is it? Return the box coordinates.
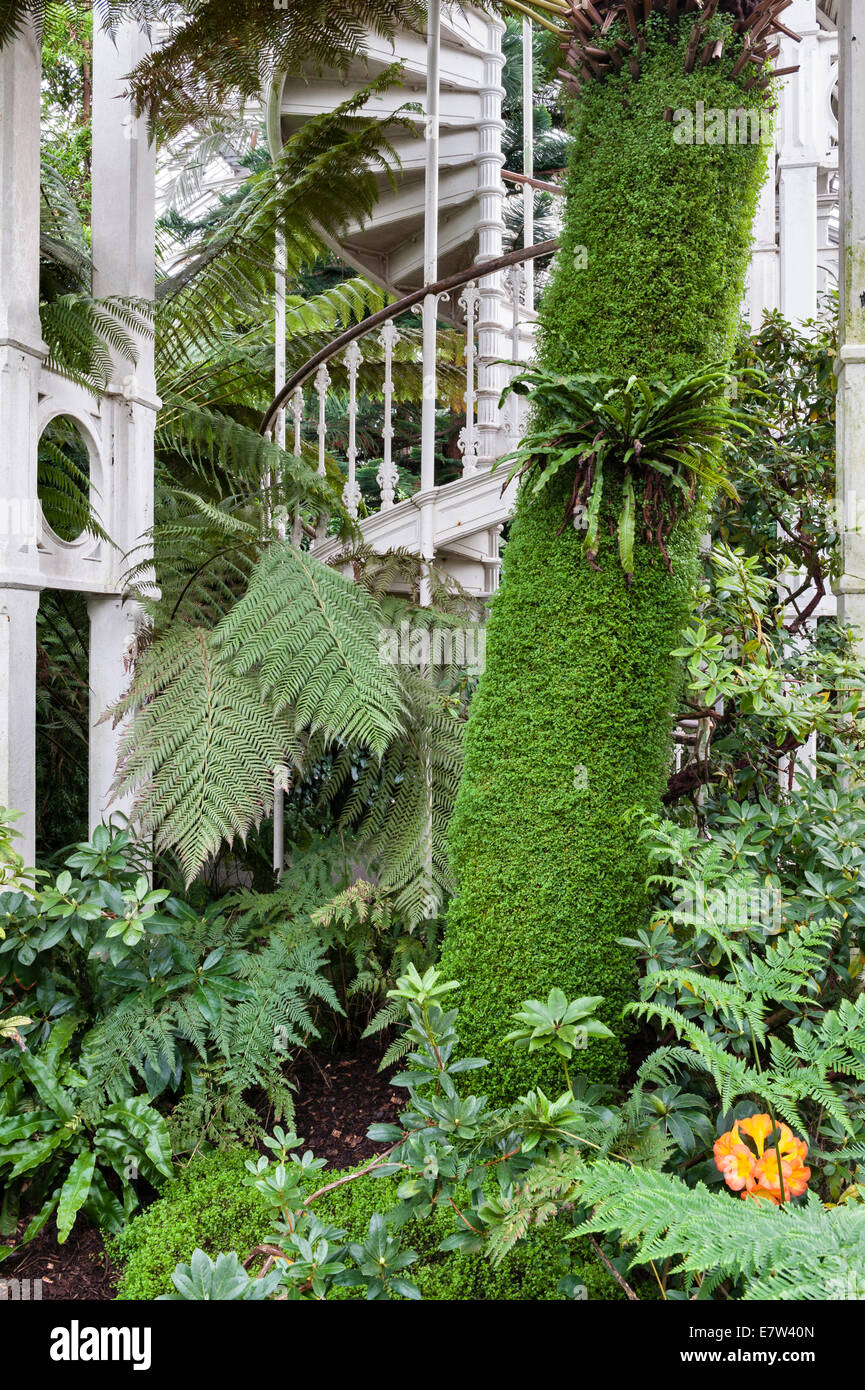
[265,6,510,299]
[260,240,557,596]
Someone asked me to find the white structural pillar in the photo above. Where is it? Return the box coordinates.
[0,20,45,863]
[418,0,441,603]
[88,16,158,832]
[521,17,534,315]
[834,0,865,645]
[777,0,820,326]
[475,13,509,470]
[748,151,779,331]
[272,229,286,879]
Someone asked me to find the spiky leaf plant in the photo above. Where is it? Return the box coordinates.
[501,362,751,578]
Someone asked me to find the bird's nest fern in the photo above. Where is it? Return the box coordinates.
[498,363,755,581]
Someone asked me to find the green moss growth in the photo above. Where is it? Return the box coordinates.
[315,1171,622,1301]
[110,1149,270,1301]
[440,17,771,1100]
[111,1148,623,1301]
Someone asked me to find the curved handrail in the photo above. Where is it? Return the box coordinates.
[502,170,565,195]
[258,238,559,437]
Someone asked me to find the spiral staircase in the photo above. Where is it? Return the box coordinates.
[259,0,842,601]
[267,8,509,298]
[264,5,534,598]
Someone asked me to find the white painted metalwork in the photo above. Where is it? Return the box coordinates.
[522,16,535,315]
[376,318,401,511]
[475,14,509,471]
[314,363,330,479]
[272,228,287,879]
[342,340,363,518]
[0,15,156,864]
[747,0,839,330]
[504,264,526,443]
[289,387,303,455]
[834,0,865,648]
[288,387,304,546]
[458,280,480,475]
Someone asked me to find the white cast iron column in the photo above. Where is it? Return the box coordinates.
[475,13,509,470]
[834,0,865,646]
[88,15,158,832]
[748,151,779,331]
[777,0,820,326]
[418,0,441,604]
[521,16,534,315]
[0,19,45,864]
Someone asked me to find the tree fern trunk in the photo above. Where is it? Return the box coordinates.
[440,17,771,1099]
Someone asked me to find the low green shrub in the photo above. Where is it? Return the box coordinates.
[110,1150,270,1301]
[112,1146,624,1302]
[314,1171,622,1302]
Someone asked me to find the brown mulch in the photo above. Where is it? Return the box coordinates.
[2,1217,118,1301]
[287,1039,404,1170]
[1,1041,402,1301]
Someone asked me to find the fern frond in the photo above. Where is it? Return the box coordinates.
[574,1160,865,1300]
[110,625,300,883]
[215,541,404,756]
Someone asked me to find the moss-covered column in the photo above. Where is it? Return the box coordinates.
[441,13,774,1100]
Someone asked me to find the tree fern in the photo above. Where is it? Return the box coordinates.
[319,665,464,925]
[109,625,300,883]
[570,1159,865,1301]
[215,540,404,756]
[40,292,152,395]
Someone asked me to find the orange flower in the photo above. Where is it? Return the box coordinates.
[737,1113,774,1153]
[714,1114,810,1204]
[713,1127,756,1193]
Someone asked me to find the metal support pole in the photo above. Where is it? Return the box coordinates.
[834,0,865,648]
[521,16,534,314]
[419,0,441,605]
[89,14,157,836]
[273,229,287,879]
[0,17,43,864]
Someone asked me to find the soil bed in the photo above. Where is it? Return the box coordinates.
[1,1041,399,1301]
[286,1038,402,1169]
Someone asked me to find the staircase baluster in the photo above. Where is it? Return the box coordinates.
[314,363,330,478]
[504,265,525,442]
[342,341,363,518]
[289,387,304,545]
[377,318,400,509]
[314,363,330,541]
[458,280,480,476]
[289,386,303,455]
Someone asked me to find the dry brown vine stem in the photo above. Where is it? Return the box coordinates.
[242,1243,289,1273]
[301,1138,405,1207]
[588,1235,639,1299]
